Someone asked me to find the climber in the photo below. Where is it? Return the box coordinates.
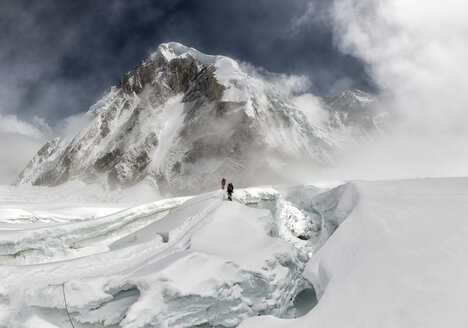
[227,182,234,201]
[221,178,226,190]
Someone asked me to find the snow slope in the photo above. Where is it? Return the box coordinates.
[2,178,461,328]
[240,178,468,328]
[2,183,346,327]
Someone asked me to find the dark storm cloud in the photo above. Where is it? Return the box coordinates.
[155,0,376,95]
[0,0,374,124]
[0,0,174,122]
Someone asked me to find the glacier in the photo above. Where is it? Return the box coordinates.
[2,178,468,327]
[240,178,468,328]
[0,180,356,327]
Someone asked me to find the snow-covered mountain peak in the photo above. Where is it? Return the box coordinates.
[154,42,247,93]
[14,43,385,195]
[326,89,375,109]
[321,89,382,130]
[153,42,218,66]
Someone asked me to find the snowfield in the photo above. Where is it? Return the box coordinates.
[240,178,468,328]
[0,178,467,327]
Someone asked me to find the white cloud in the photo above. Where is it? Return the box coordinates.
[325,0,468,178]
[239,61,312,96]
[238,61,330,127]
[331,0,468,132]
[0,114,49,138]
[292,93,329,126]
[55,112,92,139]
[0,112,92,184]
[269,74,312,96]
[0,133,46,184]
[0,114,51,184]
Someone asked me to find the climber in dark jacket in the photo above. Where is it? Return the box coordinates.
[227,182,234,201]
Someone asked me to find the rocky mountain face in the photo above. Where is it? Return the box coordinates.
[322,89,385,131]
[14,43,385,195]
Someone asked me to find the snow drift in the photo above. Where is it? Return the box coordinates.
[240,178,468,328]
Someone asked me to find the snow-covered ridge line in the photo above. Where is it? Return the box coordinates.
[0,196,189,265]
[153,42,219,66]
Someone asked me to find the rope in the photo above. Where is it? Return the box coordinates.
[61,283,75,328]
[212,297,220,328]
[213,278,228,328]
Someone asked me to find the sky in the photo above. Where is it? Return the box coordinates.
[0,0,373,123]
[326,0,468,180]
[0,0,374,183]
[1,0,467,184]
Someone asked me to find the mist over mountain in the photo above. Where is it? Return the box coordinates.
[14,43,385,195]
